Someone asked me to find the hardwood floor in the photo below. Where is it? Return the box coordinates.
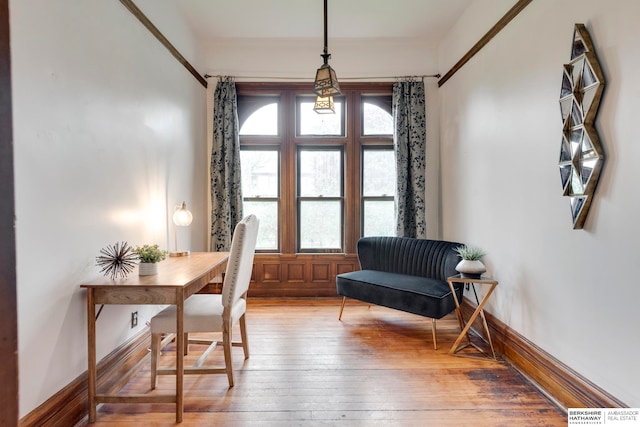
[79,299,566,426]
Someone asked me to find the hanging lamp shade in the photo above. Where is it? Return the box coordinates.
[314,63,340,97]
[313,0,341,97]
[313,95,335,114]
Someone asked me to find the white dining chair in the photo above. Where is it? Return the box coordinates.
[149,214,259,388]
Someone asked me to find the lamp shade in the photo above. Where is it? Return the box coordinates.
[313,64,340,96]
[313,95,335,114]
[172,202,193,227]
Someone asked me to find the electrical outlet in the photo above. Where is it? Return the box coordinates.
[131,311,138,328]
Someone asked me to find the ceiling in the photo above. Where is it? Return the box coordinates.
[175,0,473,41]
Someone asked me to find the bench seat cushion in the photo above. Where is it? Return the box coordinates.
[336,270,459,320]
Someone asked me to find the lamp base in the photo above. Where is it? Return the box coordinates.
[169,251,190,257]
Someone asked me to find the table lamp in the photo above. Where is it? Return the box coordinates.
[170,201,192,257]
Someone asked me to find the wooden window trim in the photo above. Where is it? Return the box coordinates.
[236,83,392,295]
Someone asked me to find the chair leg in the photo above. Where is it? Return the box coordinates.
[338,296,346,320]
[223,321,234,387]
[239,314,249,359]
[431,318,438,350]
[150,333,160,389]
[184,332,189,356]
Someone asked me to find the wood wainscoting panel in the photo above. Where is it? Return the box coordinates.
[311,263,331,282]
[337,262,357,275]
[248,254,359,297]
[460,299,627,410]
[285,263,305,282]
[261,263,281,283]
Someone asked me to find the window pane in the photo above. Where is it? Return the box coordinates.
[300,200,341,249]
[299,150,341,197]
[299,99,343,135]
[363,200,395,237]
[240,150,278,197]
[363,149,396,196]
[363,101,393,135]
[243,201,278,250]
[239,103,278,135]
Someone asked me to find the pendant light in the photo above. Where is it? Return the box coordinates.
[313,0,341,98]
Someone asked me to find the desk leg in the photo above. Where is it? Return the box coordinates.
[176,293,184,423]
[87,290,97,423]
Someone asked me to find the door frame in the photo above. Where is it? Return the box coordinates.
[0,0,19,424]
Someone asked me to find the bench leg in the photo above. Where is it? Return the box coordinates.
[431,318,438,350]
[338,296,346,320]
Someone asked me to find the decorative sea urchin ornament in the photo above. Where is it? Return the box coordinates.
[96,241,138,280]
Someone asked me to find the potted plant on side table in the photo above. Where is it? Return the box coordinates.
[454,245,487,279]
[134,244,168,276]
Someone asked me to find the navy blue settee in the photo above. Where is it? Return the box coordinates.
[336,236,464,349]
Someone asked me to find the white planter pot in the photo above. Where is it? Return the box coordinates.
[455,259,486,279]
[139,262,158,276]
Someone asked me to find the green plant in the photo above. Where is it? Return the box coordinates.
[454,245,486,261]
[133,244,168,263]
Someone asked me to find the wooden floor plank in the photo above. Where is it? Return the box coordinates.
[79,299,565,426]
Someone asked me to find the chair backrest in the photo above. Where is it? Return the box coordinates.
[221,214,260,308]
[356,236,462,282]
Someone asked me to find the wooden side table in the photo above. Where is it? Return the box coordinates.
[447,274,499,360]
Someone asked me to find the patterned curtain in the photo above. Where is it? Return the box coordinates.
[211,78,243,251]
[393,80,426,238]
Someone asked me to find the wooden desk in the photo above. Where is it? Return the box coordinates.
[81,252,229,423]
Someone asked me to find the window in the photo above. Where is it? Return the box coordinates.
[237,84,395,255]
[362,96,393,135]
[361,96,395,237]
[297,97,344,136]
[238,97,279,136]
[362,147,396,237]
[239,148,279,250]
[298,147,344,252]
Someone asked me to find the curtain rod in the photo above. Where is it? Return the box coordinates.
[203,74,440,80]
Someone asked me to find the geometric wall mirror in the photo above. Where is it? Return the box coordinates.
[559,24,605,229]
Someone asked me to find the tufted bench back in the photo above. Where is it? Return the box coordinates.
[357,236,462,282]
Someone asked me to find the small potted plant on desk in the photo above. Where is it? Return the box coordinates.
[134,244,168,276]
[454,245,487,279]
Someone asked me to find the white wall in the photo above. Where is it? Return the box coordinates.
[10,0,206,417]
[438,0,640,407]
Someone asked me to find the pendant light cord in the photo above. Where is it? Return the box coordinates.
[322,0,329,64]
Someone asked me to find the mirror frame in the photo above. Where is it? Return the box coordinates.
[558,24,605,229]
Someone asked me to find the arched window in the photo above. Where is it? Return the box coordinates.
[238,97,278,136]
[361,97,395,236]
[236,85,395,256]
